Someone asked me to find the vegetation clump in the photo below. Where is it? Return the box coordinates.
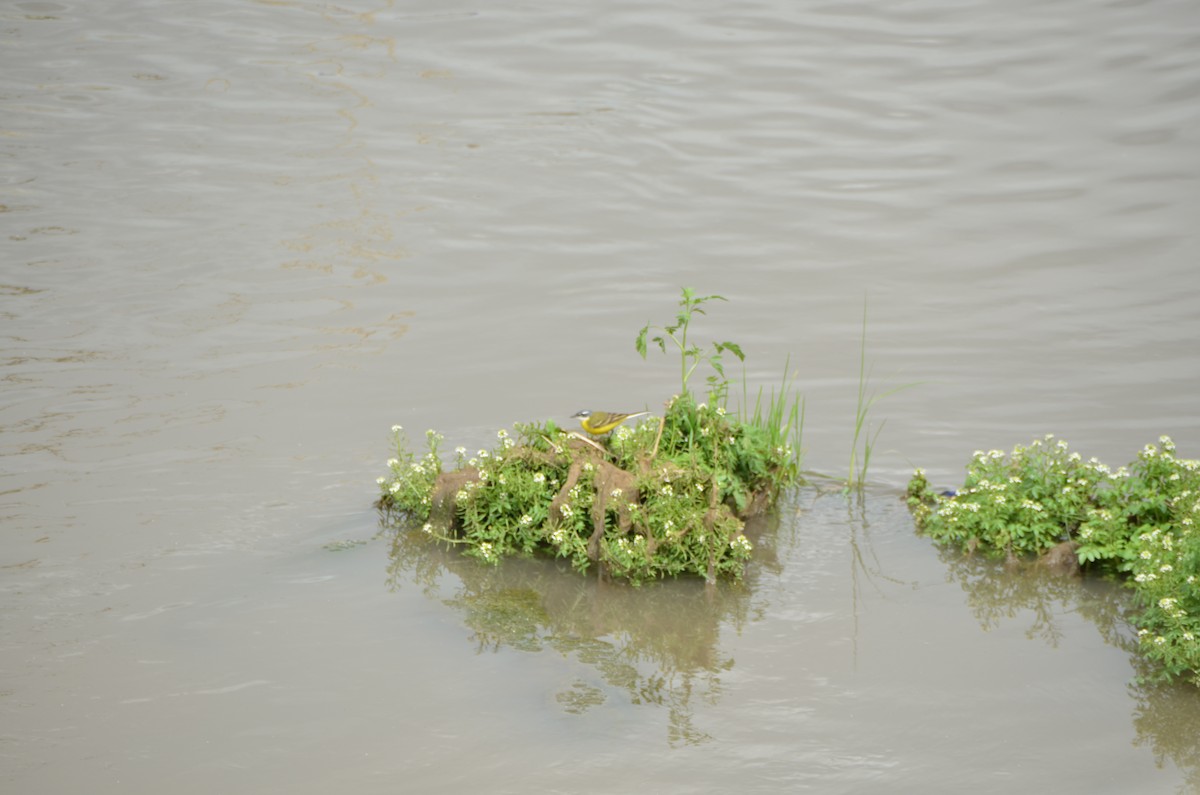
[907,435,1200,686]
[376,289,803,584]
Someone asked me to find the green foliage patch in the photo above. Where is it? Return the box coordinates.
[376,288,803,585]
[907,435,1200,686]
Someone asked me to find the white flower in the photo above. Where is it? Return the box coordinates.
[388,482,400,494]
[455,446,467,456]
[422,523,433,534]
[387,458,399,468]
[533,472,546,484]
[478,450,489,459]
[497,428,509,439]
[518,514,533,526]
[391,425,403,433]
[1140,550,1152,560]
[611,488,623,498]
[376,476,387,485]
[559,503,574,518]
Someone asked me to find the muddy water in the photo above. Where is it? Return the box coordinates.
[4,0,1200,791]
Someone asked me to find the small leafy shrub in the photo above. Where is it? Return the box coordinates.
[907,435,1200,686]
[906,436,1110,558]
[377,405,769,584]
[376,288,802,585]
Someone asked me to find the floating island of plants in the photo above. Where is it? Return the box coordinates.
[375,289,803,585]
[907,435,1200,686]
[374,287,1199,688]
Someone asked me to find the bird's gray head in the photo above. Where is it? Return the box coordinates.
[571,410,592,419]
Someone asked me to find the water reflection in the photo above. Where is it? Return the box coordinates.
[384,522,753,746]
[384,488,1199,770]
[1130,678,1200,794]
[939,550,1128,646]
[941,549,1200,788]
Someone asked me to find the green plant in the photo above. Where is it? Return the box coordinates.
[847,299,913,488]
[741,354,805,484]
[1120,439,1200,686]
[908,436,1107,557]
[377,413,762,583]
[377,289,804,585]
[907,435,1200,685]
[636,287,744,407]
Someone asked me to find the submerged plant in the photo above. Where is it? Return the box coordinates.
[907,435,1200,686]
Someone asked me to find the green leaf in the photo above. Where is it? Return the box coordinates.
[720,341,745,361]
[635,325,649,358]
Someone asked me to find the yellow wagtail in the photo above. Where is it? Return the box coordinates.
[571,410,649,436]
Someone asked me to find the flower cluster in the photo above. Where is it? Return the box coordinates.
[908,435,1200,686]
[376,408,786,584]
[1122,439,1200,685]
[909,436,1106,557]
[375,426,442,519]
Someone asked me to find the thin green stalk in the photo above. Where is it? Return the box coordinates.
[847,299,917,489]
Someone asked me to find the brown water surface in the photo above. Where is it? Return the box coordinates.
[3,0,1200,792]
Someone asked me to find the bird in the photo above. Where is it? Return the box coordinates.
[571,409,650,436]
